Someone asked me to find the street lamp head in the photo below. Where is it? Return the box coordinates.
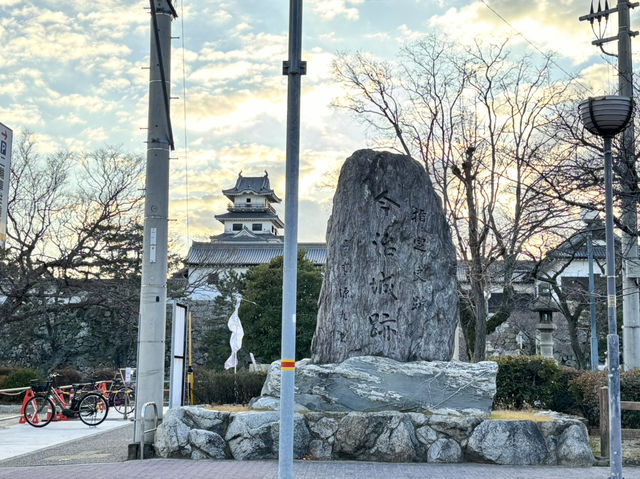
[578,95,634,138]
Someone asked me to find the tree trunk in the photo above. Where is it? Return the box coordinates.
[566,313,587,370]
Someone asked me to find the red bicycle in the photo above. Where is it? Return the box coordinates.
[21,374,109,428]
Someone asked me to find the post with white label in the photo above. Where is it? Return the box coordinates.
[279,1,305,478]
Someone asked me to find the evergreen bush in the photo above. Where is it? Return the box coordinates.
[193,368,266,405]
[550,366,582,415]
[494,355,560,409]
[2,368,41,389]
[0,368,41,404]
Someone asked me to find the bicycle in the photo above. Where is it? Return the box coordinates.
[96,376,136,416]
[22,374,109,428]
[108,379,136,416]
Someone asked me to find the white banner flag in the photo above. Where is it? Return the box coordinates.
[224,296,244,370]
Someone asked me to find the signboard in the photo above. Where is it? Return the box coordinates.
[169,302,188,408]
[0,123,12,248]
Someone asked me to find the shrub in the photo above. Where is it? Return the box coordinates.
[569,369,640,428]
[53,367,82,387]
[0,366,13,389]
[193,368,266,405]
[0,367,39,403]
[494,355,560,409]
[567,370,607,426]
[2,368,41,389]
[550,366,582,415]
[92,369,118,381]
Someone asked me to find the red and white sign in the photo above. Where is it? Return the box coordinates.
[0,122,12,248]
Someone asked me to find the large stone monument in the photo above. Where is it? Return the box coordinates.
[311,149,459,363]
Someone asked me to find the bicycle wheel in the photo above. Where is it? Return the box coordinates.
[23,394,54,427]
[113,387,135,415]
[78,393,108,426]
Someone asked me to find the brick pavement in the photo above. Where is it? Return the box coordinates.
[0,459,638,479]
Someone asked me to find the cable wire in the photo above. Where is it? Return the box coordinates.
[479,0,594,95]
[180,0,191,246]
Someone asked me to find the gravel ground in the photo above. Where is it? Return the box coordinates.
[590,434,640,466]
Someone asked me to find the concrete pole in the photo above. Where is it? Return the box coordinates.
[278,1,304,478]
[587,229,599,370]
[617,0,640,370]
[604,136,624,479]
[132,0,175,453]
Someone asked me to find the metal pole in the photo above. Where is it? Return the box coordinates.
[588,229,599,370]
[604,136,624,479]
[132,0,175,453]
[278,2,304,478]
[618,0,640,370]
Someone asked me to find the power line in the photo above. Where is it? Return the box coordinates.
[180,0,191,246]
[479,0,594,94]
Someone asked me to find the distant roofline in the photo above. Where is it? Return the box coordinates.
[221,172,282,203]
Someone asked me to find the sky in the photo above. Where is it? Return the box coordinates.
[0,0,636,254]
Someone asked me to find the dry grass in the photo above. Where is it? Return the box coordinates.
[204,404,251,412]
[490,409,553,422]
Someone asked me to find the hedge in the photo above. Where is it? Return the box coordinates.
[193,368,266,405]
[494,355,560,409]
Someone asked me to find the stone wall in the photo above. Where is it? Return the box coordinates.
[0,298,226,375]
[155,407,595,466]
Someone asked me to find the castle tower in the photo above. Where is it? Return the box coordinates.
[213,171,284,240]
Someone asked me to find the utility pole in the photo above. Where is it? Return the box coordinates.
[278,1,305,478]
[580,0,640,370]
[130,0,177,458]
[617,0,640,370]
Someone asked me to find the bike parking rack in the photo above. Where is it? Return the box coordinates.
[140,401,159,460]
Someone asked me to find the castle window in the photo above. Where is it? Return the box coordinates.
[246,198,251,203]
[252,223,262,232]
[232,223,242,231]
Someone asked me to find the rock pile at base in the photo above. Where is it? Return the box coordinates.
[155,406,595,466]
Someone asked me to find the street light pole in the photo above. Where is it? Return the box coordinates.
[580,0,640,370]
[279,1,305,478]
[603,135,624,477]
[579,95,633,479]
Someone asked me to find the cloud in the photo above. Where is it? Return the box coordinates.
[579,62,619,94]
[428,0,598,64]
[307,0,365,20]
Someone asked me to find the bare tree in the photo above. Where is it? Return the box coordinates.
[333,36,574,361]
[0,131,145,326]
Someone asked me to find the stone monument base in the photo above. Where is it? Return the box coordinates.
[154,407,595,466]
[249,356,498,417]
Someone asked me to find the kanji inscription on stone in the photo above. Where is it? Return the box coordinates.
[368,313,397,341]
[312,149,459,363]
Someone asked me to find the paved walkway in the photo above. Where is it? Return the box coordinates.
[0,459,638,479]
[0,414,131,460]
[1,405,639,478]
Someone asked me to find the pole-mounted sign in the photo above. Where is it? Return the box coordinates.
[0,122,12,249]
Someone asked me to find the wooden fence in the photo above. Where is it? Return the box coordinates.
[598,386,640,457]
